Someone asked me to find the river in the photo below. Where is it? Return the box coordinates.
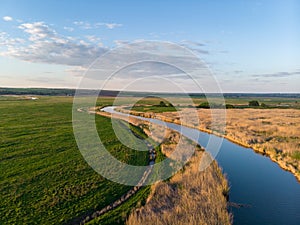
[102,106,300,225]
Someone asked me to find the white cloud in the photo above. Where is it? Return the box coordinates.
[2,21,108,66]
[3,16,13,21]
[103,23,122,29]
[0,32,25,47]
[73,21,92,29]
[73,21,122,29]
[114,40,130,46]
[18,22,56,41]
[63,26,74,32]
[85,35,101,42]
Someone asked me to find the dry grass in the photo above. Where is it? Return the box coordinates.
[154,108,300,181]
[119,105,300,180]
[127,131,232,225]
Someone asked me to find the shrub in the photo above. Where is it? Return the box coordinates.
[225,104,235,109]
[197,102,225,109]
[197,102,210,109]
[261,103,267,108]
[249,100,260,107]
[158,101,167,107]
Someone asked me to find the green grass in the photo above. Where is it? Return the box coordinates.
[291,151,300,160]
[109,96,300,112]
[0,96,151,224]
[86,186,151,225]
[120,97,178,113]
[129,105,177,113]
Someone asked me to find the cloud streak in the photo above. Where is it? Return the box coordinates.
[180,40,209,55]
[73,21,122,29]
[252,71,300,78]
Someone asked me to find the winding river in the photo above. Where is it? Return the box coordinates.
[102,106,300,225]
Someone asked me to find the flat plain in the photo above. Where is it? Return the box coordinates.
[0,96,150,224]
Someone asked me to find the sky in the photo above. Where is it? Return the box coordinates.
[0,0,299,92]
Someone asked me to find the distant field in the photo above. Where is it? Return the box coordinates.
[2,87,299,109]
[0,96,150,224]
[191,96,300,109]
[97,95,300,111]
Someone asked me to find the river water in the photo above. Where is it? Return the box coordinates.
[102,107,300,225]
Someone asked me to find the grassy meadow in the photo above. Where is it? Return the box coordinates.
[0,96,150,224]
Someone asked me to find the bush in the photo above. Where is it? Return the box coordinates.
[197,102,226,109]
[225,104,235,109]
[197,102,210,109]
[158,101,167,107]
[249,100,260,107]
[261,103,267,108]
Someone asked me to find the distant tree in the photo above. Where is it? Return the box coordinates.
[197,102,225,109]
[225,104,235,109]
[249,100,260,107]
[158,101,167,107]
[197,102,210,109]
[261,103,267,108]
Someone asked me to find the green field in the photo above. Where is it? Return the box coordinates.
[95,95,300,111]
[0,96,151,224]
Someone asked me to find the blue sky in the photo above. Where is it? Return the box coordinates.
[0,0,299,92]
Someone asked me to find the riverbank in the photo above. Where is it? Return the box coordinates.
[126,130,232,225]
[95,107,232,224]
[115,107,300,182]
[101,105,300,225]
